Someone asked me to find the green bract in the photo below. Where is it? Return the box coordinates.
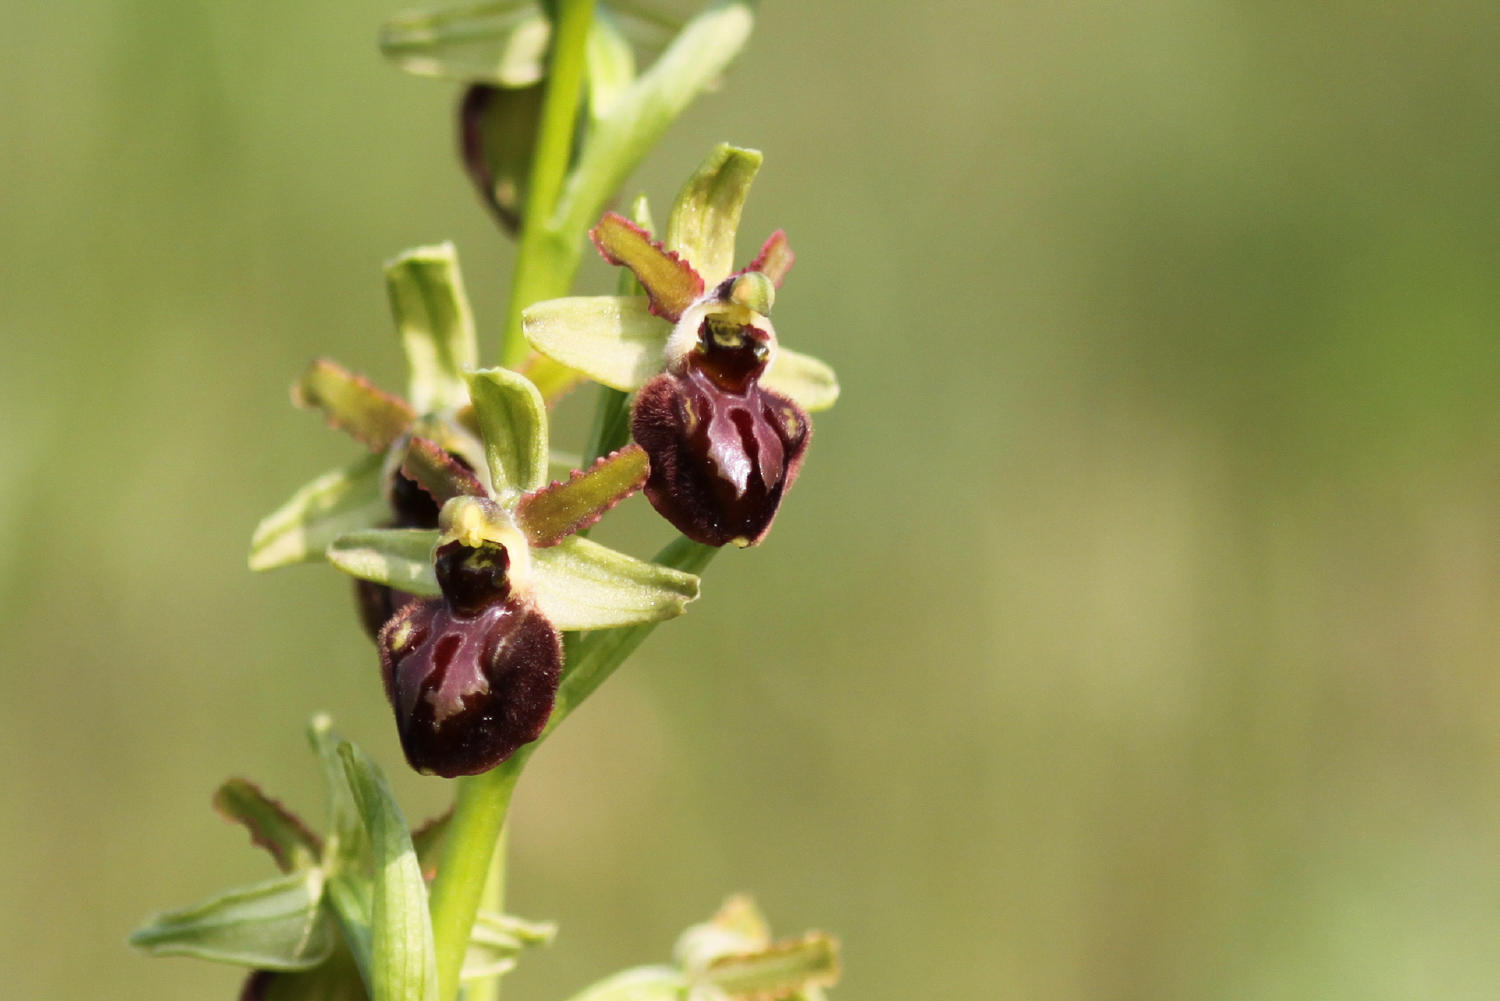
[522,143,840,413]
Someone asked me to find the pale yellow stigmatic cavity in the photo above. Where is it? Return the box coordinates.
[437,495,535,593]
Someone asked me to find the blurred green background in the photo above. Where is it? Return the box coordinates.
[5,1,1500,998]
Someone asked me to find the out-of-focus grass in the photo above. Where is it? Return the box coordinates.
[5,2,1500,999]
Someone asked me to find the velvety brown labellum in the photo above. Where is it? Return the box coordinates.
[378,541,562,777]
[632,322,810,547]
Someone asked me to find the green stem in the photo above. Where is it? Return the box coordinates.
[429,755,526,1001]
[500,0,597,367]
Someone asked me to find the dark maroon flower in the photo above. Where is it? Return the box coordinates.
[631,300,810,547]
[378,539,562,777]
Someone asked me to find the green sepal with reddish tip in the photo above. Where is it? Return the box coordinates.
[514,445,649,547]
[590,213,703,320]
[250,454,387,571]
[213,779,323,875]
[400,436,487,509]
[666,143,763,286]
[295,360,416,453]
[385,243,479,413]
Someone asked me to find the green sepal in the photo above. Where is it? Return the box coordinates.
[128,870,334,972]
[401,436,487,507]
[514,445,649,547]
[666,144,763,286]
[586,7,636,125]
[591,213,703,320]
[531,535,699,631]
[295,360,416,453]
[462,910,557,982]
[467,367,549,498]
[522,295,669,391]
[380,2,550,86]
[249,454,387,571]
[336,741,439,1001]
[385,243,479,413]
[213,778,323,874]
[326,529,442,598]
[558,966,686,1001]
[762,348,840,413]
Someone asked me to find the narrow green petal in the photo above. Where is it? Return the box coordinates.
[385,243,479,413]
[591,213,703,321]
[250,456,388,571]
[295,360,415,452]
[326,529,441,597]
[466,367,549,497]
[128,871,333,972]
[666,144,762,286]
[530,536,699,631]
[762,347,840,412]
[380,2,550,86]
[338,742,439,1001]
[400,436,487,507]
[514,445,649,547]
[213,779,323,874]
[522,295,670,391]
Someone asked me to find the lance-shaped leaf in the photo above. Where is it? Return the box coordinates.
[401,436,487,508]
[467,367,548,498]
[214,779,323,874]
[338,741,439,1001]
[307,715,366,868]
[129,870,333,971]
[250,454,387,571]
[514,445,649,547]
[295,360,417,452]
[531,535,699,630]
[385,244,478,413]
[380,2,550,86]
[522,295,668,391]
[591,213,703,320]
[666,144,762,286]
[761,348,840,413]
[327,529,442,598]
